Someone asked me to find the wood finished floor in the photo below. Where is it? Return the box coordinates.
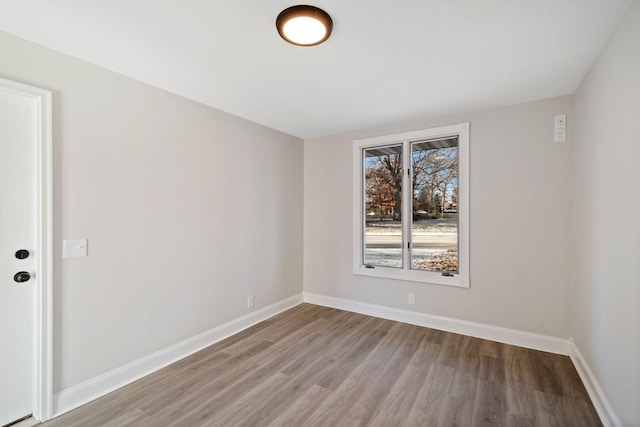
[43,304,601,427]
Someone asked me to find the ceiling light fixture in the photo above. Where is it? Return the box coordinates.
[276,5,333,46]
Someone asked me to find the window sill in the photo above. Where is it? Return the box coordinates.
[353,265,470,288]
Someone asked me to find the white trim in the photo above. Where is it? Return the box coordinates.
[569,339,621,427]
[52,293,304,418]
[303,292,570,355]
[0,77,54,422]
[352,122,470,288]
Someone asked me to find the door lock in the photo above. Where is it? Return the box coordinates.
[13,271,31,283]
[15,249,30,259]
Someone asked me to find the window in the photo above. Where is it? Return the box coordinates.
[352,123,469,287]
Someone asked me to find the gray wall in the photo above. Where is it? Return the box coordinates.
[0,32,304,392]
[573,1,640,425]
[304,96,574,338]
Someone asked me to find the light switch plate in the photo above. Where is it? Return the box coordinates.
[554,114,567,128]
[63,239,88,258]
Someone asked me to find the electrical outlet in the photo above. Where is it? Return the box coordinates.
[554,127,566,142]
[408,293,415,305]
[247,295,254,308]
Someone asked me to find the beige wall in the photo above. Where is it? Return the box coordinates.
[0,31,303,392]
[304,96,574,338]
[573,1,640,425]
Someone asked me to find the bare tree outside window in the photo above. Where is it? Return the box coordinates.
[363,145,403,268]
[411,138,458,272]
[362,139,459,272]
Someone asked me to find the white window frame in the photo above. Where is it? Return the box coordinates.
[352,122,470,288]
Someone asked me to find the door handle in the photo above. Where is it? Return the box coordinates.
[13,271,31,283]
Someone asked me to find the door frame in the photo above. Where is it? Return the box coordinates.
[0,77,53,421]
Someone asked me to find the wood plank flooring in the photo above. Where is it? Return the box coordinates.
[42,304,601,426]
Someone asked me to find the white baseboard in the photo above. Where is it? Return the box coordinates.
[569,339,621,427]
[303,292,571,355]
[52,293,304,418]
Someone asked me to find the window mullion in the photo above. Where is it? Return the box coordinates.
[402,140,412,271]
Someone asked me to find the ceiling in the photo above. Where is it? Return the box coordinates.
[0,0,630,138]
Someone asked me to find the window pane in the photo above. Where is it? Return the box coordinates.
[411,137,458,272]
[363,144,403,268]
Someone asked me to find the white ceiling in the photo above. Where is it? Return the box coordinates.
[0,0,630,138]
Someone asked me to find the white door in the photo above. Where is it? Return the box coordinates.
[0,84,38,425]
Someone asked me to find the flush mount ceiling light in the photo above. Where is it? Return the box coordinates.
[276,5,333,46]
